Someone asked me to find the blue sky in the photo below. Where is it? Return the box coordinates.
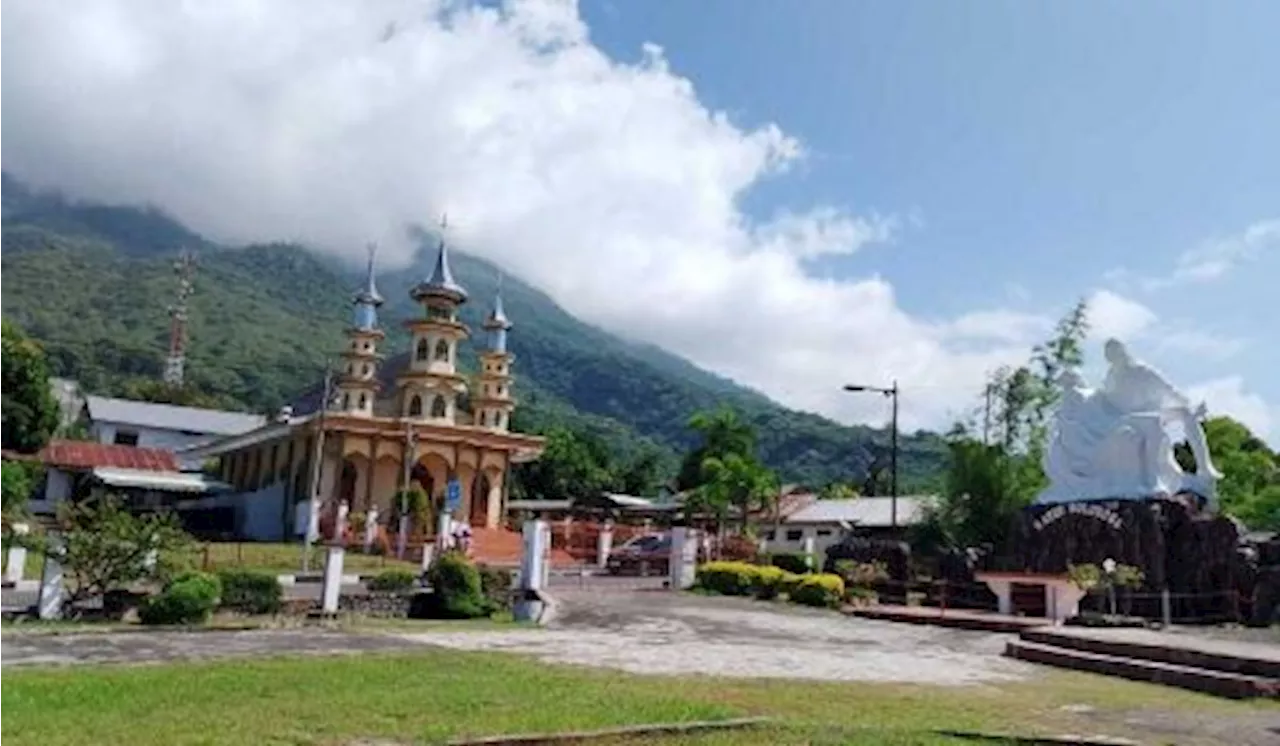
[4,0,1276,439]
[580,0,1279,436]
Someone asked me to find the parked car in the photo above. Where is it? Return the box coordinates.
[605,533,671,576]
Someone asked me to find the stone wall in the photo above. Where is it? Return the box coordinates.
[1007,495,1255,621]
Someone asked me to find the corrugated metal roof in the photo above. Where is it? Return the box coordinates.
[91,467,232,494]
[38,441,180,472]
[784,496,935,527]
[85,395,266,436]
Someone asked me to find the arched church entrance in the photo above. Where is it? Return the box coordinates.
[470,472,491,526]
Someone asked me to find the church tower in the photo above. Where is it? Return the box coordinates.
[474,279,516,432]
[336,244,384,417]
[398,220,468,423]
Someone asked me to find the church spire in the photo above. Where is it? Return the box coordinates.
[411,214,467,304]
[352,243,383,331]
[483,272,511,353]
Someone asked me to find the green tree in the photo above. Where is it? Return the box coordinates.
[117,378,233,410]
[930,301,1090,550]
[21,496,194,607]
[616,447,663,496]
[1,320,61,453]
[512,428,615,502]
[0,460,32,519]
[819,482,859,500]
[676,406,756,490]
[690,452,778,533]
[1175,416,1280,530]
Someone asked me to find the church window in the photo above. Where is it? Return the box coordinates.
[497,385,505,396]
[431,395,447,418]
[416,338,429,361]
[408,395,423,417]
[434,340,450,362]
[342,393,351,410]
[361,364,370,377]
[358,394,367,410]
[479,411,487,426]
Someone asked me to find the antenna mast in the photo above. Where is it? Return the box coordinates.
[163,250,197,386]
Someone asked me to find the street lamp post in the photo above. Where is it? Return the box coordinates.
[302,366,335,573]
[842,380,900,528]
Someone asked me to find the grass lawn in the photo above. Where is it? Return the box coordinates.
[190,541,420,576]
[4,646,1271,746]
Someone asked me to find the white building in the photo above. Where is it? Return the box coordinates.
[762,496,935,556]
[80,395,265,468]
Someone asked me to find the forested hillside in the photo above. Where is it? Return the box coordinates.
[0,176,947,489]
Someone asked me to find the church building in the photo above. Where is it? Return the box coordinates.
[180,233,545,537]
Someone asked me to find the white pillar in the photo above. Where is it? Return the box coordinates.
[520,520,548,592]
[669,527,697,590]
[802,535,816,571]
[596,522,613,570]
[1161,588,1172,626]
[321,544,345,614]
[37,536,65,621]
[364,507,379,553]
[5,523,29,584]
[540,522,552,588]
[420,543,435,573]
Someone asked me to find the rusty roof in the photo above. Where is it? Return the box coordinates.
[37,440,180,472]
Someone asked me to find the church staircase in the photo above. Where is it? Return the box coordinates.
[1006,627,1280,699]
[468,526,577,569]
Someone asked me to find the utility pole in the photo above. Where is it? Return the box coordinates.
[397,426,418,559]
[302,367,334,573]
[843,380,901,529]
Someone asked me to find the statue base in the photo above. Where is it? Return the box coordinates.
[1005,494,1252,621]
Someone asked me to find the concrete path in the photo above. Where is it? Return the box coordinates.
[1,628,408,668]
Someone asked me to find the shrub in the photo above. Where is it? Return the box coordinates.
[424,551,489,618]
[779,571,806,599]
[368,569,418,593]
[752,565,787,600]
[768,552,811,575]
[834,560,889,589]
[477,564,514,611]
[140,571,222,625]
[217,569,283,614]
[790,573,845,608]
[695,561,759,596]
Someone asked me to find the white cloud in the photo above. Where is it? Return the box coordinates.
[1084,289,1157,341]
[1142,219,1280,291]
[1186,376,1275,439]
[0,0,1088,431]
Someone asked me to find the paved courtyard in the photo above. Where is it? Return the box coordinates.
[399,587,1035,684]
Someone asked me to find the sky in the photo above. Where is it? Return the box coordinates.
[3,0,1277,441]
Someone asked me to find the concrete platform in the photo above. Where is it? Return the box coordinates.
[1022,626,1280,678]
[846,604,1051,633]
[1007,627,1280,699]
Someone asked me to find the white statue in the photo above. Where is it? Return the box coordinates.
[1037,339,1221,506]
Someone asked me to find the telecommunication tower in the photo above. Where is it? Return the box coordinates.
[163,251,197,386]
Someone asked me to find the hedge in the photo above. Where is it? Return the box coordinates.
[141,571,222,625]
[790,573,845,608]
[695,561,803,601]
[217,569,283,614]
[768,552,812,575]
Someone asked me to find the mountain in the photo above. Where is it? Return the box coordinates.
[0,176,947,488]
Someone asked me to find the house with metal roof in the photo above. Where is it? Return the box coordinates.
[80,395,266,467]
[761,496,936,555]
[25,440,232,517]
